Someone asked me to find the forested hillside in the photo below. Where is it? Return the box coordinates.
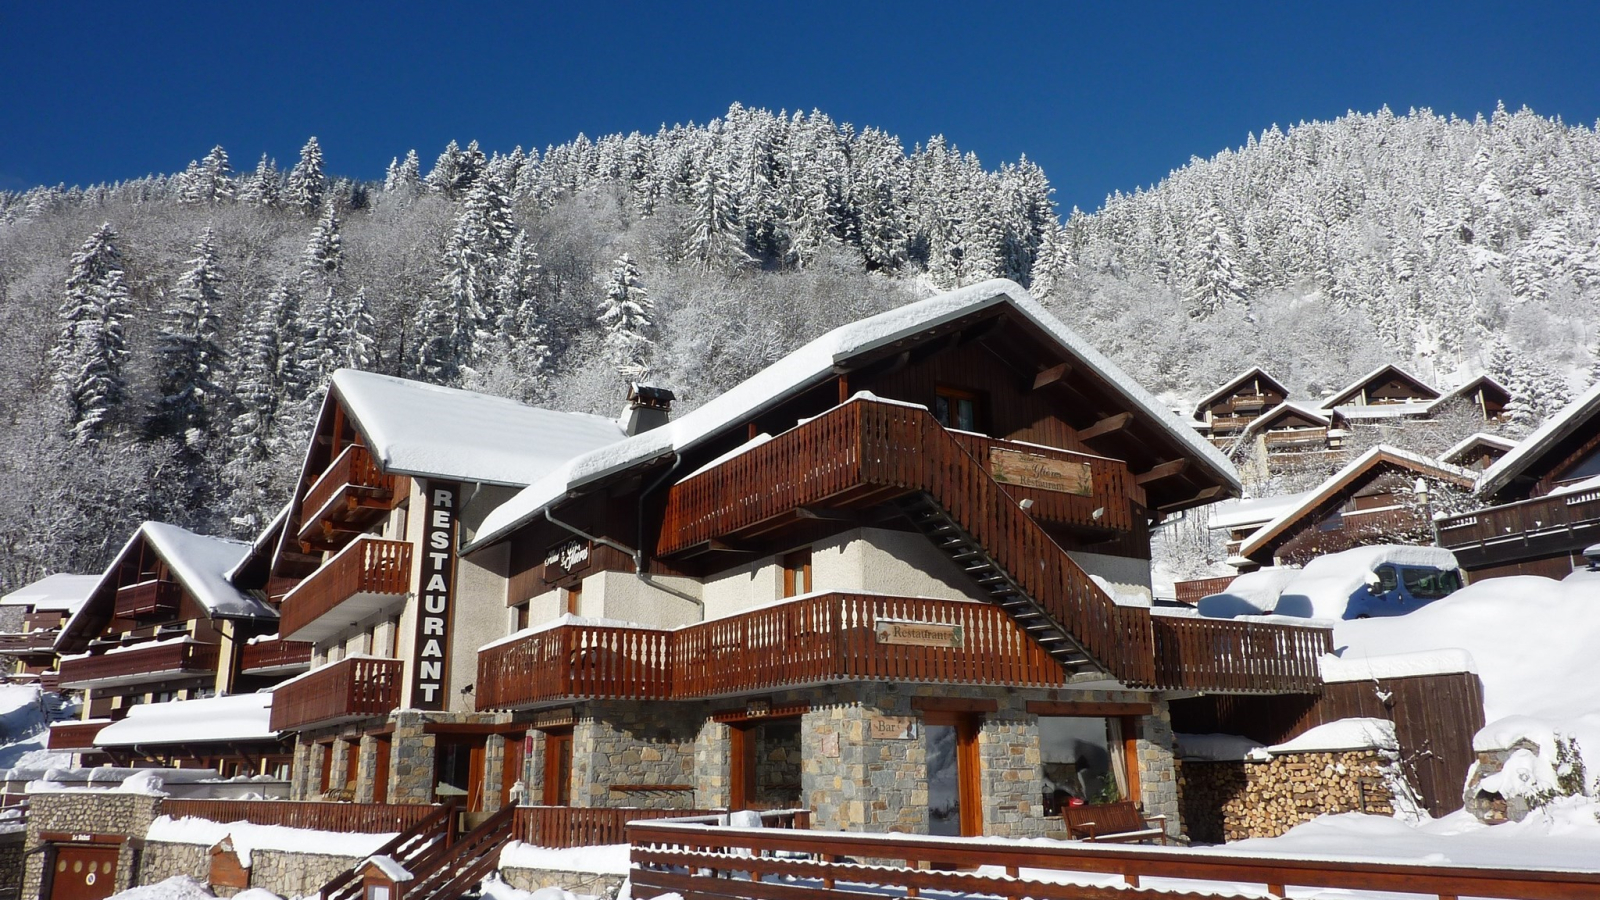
[1,103,1596,589]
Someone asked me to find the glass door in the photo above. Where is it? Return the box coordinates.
[924,712,981,836]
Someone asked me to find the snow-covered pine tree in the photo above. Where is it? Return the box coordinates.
[597,253,654,379]
[51,223,132,445]
[301,285,346,390]
[340,288,378,371]
[1185,204,1248,318]
[238,154,280,208]
[302,201,344,279]
[285,136,326,215]
[226,285,292,467]
[687,163,745,268]
[385,150,422,194]
[146,228,226,449]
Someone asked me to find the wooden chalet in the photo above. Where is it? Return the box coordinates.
[1240,401,1342,458]
[88,692,292,778]
[1192,367,1289,441]
[453,280,1338,840]
[53,522,280,717]
[1436,381,1600,579]
[0,574,98,683]
[1441,433,1517,472]
[1320,364,1441,412]
[1431,374,1511,422]
[1234,446,1476,569]
[264,370,626,809]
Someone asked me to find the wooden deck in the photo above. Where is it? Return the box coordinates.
[269,656,404,732]
[1150,613,1329,694]
[278,537,412,641]
[1171,575,1236,606]
[57,639,219,689]
[298,443,400,550]
[1436,487,1600,570]
[112,579,182,620]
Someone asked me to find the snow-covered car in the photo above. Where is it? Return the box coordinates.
[1344,560,1463,619]
[1198,545,1465,621]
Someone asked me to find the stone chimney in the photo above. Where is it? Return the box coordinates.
[622,382,675,436]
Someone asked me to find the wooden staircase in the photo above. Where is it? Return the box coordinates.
[395,802,519,900]
[318,801,457,900]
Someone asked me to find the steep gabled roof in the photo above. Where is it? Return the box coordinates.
[59,522,274,652]
[1320,364,1440,409]
[1242,401,1331,436]
[1237,445,1475,560]
[467,280,1241,552]
[0,574,99,613]
[1479,379,1600,500]
[1429,373,1511,415]
[1192,366,1290,419]
[1440,432,1518,468]
[328,369,625,487]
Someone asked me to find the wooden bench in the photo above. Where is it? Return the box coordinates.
[1061,801,1169,844]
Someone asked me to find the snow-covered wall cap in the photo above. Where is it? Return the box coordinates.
[95,693,275,747]
[467,280,1241,552]
[330,369,625,488]
[1319,649,1477,683]
[1478,378,1600,499]
[0,573,99,612]
[1191,366,1289,418]
[1207,490,1314,532]
[1267,717,1398,755]
[1237,445,1474,559]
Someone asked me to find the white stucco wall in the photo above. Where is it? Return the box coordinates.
[1065,550,1153,601]
[583,570,703,629]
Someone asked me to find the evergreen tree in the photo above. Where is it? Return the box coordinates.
[385,150,422,193]
[302,201,344,279]
[146,229,226,448]
[285,136,326,214]
[238,154,280,208]
[51,224,132,445]
[341,289,378,371]
[597,253,654,379]
[1185,204,1248,318]
[687,163,745,268]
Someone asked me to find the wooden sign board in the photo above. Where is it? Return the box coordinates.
[989,447,1093,497]
[875,620,964,649]
[869,716,916,740]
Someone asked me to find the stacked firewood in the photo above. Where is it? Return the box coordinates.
[1177,751,1395,842]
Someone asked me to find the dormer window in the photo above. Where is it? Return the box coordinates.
[934,386,980,432]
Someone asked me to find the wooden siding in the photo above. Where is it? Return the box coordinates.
[163,799,440,833]
[1172,576,1236,606]
[238,638,313,673]
[1150,614,1330,694]
[1437,487,1600,571]
[269,656,404,732]
[46,720,110,750]
[1273,505,1432,566]
[1168,670,1485,816]
[112,579,183,620]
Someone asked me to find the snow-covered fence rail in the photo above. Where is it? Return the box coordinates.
[161,798,441,833]
[626,819,1600,900]
[514,806,809,848]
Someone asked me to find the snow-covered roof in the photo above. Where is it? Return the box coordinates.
[1320,364,1440,409]
[1191,366,1288,418]
[1441,432,1518,466]
[467,279,1241,552]
[226,502,290,584]
[1237,445,1474,560]
[1208,491,1315,532]
[0,574,99,613]
[95,693,276,747]
[1429,373,1510,412]
[1175,732,1265,762]
[1479,379,1600,500]
[1319,649,1477,683]
[1242,401,1331,435]
[329,369,626,487]
[1329,401,1435,421]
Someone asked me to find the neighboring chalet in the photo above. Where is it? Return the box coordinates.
[1437,381,1600,580]
[1431,374,1511,422]
[1318,364,1441,422]
[1192,367,1290,443]
[1442,433,1518,472]
[265,370,625,807]
[452,280,1336,840]
[1234,446,1475,569]
[46,522,286,767]
[0,574,97,686]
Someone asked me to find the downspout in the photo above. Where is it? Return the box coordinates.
[636,454,701,607]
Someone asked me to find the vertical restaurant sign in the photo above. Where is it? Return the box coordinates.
[411,480,459,709]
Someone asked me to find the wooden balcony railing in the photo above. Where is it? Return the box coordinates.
[279,538,412,641]
[239,638,313,674]
[299,444,399,548]
[1150,612,1331,694]
[0,630,60,655]
[270,656,403,732]
[1275,506,1432,566]
[1436,487,1600,567]
[46,719,110,750]
[38,671,61,693]
[162,798,440,833]
[479,593,1077,710]
[113,579,183,620]
[512,806,810,848]
[659,399,1155,686]
[1172,575,1237,606]
[946,432,1135,532]
[1262,427,1330,452]
[57,640,219,689]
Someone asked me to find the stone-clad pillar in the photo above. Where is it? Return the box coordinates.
[1137,698,1181,837]
[977,706,1046,838]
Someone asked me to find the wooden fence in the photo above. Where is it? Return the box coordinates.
[1149,614,1329,694]
[627,819,1600,900]
[162,798,441,833]
[512,807,814,848]
[1169,669,1485,816]
[1171,576,1236,606]
[269,656,404,732]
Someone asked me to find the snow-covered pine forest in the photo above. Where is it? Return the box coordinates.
[1,103,1597,590]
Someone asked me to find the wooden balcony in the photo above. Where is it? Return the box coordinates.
[113,579,183,620]
[658,398,1155,686]
[279,538,412,642]
[1262,428,1330,452]
[239,638,313,675]
[0,630,60,655]
[38,671,61,692]
[1172,575,1237,606]
[57,639,220,690]
[46,719,110,750]
[269,656,404,732]
[298,443,400,551]
[1436,487,1600,570]
[947,432,1135,532]
[1150,613,1330,694]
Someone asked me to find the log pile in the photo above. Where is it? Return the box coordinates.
[1176,751,1395,842]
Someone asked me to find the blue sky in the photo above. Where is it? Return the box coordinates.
[2,1,1598,213]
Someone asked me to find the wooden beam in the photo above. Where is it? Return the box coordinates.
[796,507,858,523]
[1135,459,1189,485]
[1032,362,1072,391]
[910,696,999,713]
[1025,700,1153,718]
[1079,412,1134,441]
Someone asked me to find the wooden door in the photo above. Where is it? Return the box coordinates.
[48,845,119,900]
[318,742,334,794]
[542,730,573,806]
[434,735,489,812]
[344,738,361,794]
[372,735,392,805]
[501,732,526,807]
[729,723,753,810]
[924,712,982,837]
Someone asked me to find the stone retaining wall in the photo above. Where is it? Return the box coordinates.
[1177,750,1397,842]
[500,866,626,899]
[0,830,25,900]
[23,792,163,900]
[137,840,362,898]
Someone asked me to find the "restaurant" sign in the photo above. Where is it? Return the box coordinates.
[874,619,965,649]
[410,480,459,709]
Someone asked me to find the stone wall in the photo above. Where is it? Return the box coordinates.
[23,792,164,900]
[1133,699,1180,834]
[500,867,625,899]
[573,701,700,809]
[134,842,207,887]
[138,841,359,899]
[1176,750,1397,842]
[0,830,25,900]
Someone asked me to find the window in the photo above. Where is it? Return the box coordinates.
[1401,566,1462,600]
[1373,565,1399,593]
[781,549,812,599]
[934,387,980,432]
[564,584,582,615]
[1038,716,1128,812]
[1557,447,1600,484]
